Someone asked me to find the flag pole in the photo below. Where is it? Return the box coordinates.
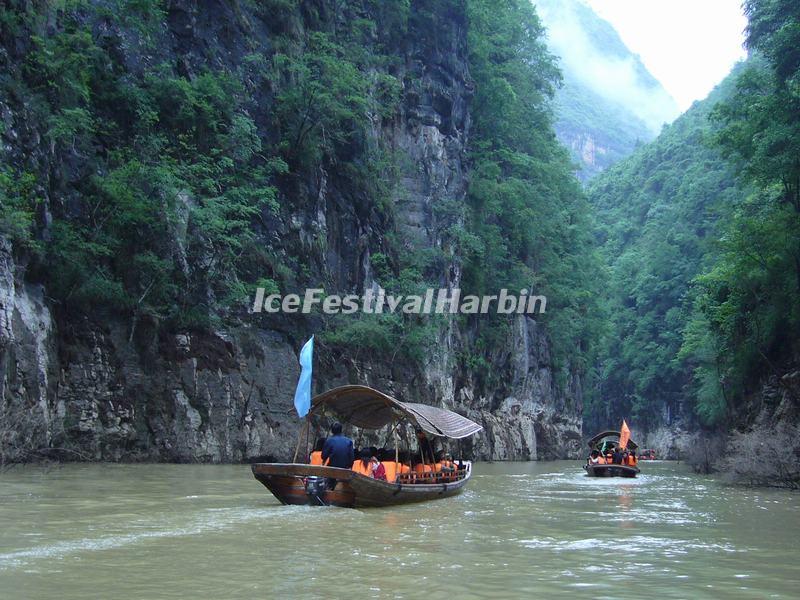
[293,417,309,463]
[291,335,315,462]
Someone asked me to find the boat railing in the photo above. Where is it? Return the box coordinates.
[394,462,470,485]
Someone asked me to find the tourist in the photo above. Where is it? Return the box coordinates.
[309,438,328,465]
[378,449,399,483]
[321,422,354,469]
[437,451,456,481]
[370,455,387,481]
[398,451,412,478]
[352,448,373,476]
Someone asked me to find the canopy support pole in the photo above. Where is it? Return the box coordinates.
[393,417,399,465]
[305,415,311,462]
[419,432,428,481]
[293,417,309,463]
[355,427,363,452]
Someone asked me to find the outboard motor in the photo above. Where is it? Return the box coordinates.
[304,476,327,505]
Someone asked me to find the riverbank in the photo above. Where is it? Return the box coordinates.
[641,422,800,490]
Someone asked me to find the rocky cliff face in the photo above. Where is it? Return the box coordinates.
[0,0,583,463]
[641,367,800,465]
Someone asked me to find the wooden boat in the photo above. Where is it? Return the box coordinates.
[251,385,482,508]
[583,430,641,478]
[639,448,656,460]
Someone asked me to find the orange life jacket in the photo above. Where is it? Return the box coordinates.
[414,463,433,481]
[382,461,398,483]
[397,464,412,480]
[441,460,458,480]
[351,460,371,476]
[309,451,328,466]
[627,455,637,466]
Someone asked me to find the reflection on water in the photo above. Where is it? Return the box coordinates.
[1,461,799,598]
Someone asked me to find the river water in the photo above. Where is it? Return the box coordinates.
[1,461,798,599]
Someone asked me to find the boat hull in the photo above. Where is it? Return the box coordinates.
[584,463,639,478]
[251,463,472,508]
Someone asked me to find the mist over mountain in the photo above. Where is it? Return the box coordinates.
[535,0,680,180]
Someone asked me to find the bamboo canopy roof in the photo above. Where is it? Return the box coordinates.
[309,385,483,439]
[587,430,639,450]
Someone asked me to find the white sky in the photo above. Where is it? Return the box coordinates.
[585,0,748,110]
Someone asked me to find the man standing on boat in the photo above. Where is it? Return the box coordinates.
[322,422,354,470]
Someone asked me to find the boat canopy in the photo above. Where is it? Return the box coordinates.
[587,430,639,450]
[309,385,483,439]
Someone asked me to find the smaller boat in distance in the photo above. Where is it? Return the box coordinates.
[639,448,656,460]
[583,430,641,478]
[251,385,483,508]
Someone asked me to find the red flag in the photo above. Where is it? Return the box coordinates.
[619,419,631,450]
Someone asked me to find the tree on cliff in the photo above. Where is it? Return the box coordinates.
[682,0,800,424]
[462,0,603,391]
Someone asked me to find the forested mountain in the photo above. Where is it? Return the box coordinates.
[1,0,797,481]
[586,68,746,433]
[0,0,599,463]
[534,0,679,181]
[588,0,800,474]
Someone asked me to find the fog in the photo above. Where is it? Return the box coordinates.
[535,0,680,133]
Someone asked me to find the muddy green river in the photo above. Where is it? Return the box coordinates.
[1,461,798,599]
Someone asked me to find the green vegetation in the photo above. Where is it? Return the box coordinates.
[0,0,602,387]
[0,168,39,248]
[1,0,400,333]
[587,71,744,429]
[462,0,603,388]
[681,0,800,424]
[589,0,800,429]
[534,0,677,181]
[17,0,797,429]
[3,2,289,330]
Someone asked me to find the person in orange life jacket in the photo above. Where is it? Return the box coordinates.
[309,438,327,466]
[412,454,435,483]
[352,448,372,476]
[378,449,400,483]
[435,451,456,481]
[627,449,638,466]
[397,451,412,478]
[434,450,452,471]
[588,449,603,465]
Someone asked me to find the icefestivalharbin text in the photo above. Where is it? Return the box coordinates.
[251,288,546,315]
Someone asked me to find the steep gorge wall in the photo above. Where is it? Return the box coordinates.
[0,0,582,463]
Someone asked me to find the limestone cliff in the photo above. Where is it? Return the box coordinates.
[0,0,583,463]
